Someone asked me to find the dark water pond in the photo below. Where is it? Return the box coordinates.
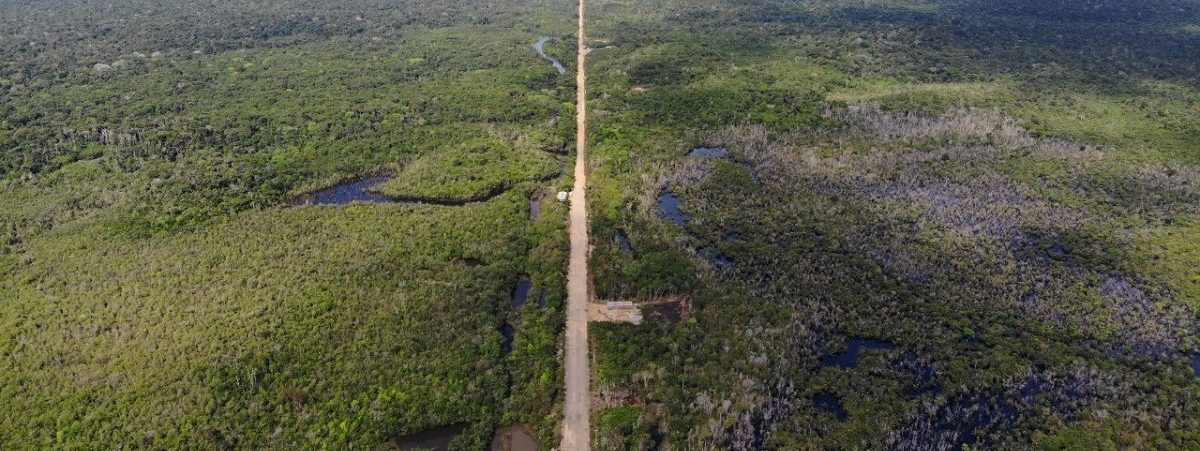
[501,323,515,355]
[1190,352,1200,380]
[820,339,896,369]
[812,393,847,421]
[658,193,689,226]
[392,424,467,451]
[292,176,394,206]
[533,37,566,75]
[511,277,532,309]
[688,147,729,158]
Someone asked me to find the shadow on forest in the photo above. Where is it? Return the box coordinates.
[812,393,847,421]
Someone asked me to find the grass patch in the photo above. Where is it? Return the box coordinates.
[377,137,560,203]
[1136,220,1200,309]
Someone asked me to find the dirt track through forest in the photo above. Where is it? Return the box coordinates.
[561,0,591,448]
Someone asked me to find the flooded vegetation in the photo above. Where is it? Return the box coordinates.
[657,193,689,226]
[391,424,467,451]
[291,176,394,206]
[699,246,734,269]
[594,99,1200,448]
[615,230,634,254]
[533,37,566,75]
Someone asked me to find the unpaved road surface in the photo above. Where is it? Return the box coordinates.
[561,0,591,448]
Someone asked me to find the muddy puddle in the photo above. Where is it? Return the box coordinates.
[658,193,689,226]
[688,147,729,158]
[391,424,467,451]
[292,176,394,206]
[820,338,896,369]
[512,277,532,309]
[647,303,683,323]
[533,37,566,75]
[812,393,847,421]
[491,424,537,451]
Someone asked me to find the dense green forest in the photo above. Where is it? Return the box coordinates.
[3,0,1200,449]
[583,0,1200,449]
[1,0,575,448]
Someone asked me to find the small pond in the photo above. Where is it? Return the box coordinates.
[820,338,896,369]
[392,424,467,451]
[812,393,847,421]
[292,176,394,206]
[688,147,729,158]
[658,193,689,226]
[511,277,532,309]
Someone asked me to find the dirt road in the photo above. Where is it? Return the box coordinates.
[561,0,591,448]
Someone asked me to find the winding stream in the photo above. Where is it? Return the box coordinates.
[289,176,523,207]
[534,37,566,75]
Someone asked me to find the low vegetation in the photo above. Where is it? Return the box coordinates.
[1,0,574,448]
